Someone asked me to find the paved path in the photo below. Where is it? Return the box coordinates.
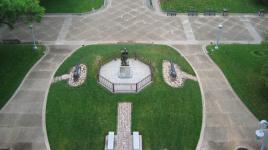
[0,0,267,149]
[0,45,79,150]
[116,102,132,150]
[171,45,259,150]
[0,0,267,44]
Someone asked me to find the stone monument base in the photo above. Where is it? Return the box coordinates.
[118,66,132,78]
[99,59,152,93]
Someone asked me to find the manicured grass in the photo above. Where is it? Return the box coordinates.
[160,0,268,13]
[47,44,202,150]
[207,44,268,119]
[40,0,104,13]
[0,44,44,109]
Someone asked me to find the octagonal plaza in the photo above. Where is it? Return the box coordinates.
[99,58,152,93]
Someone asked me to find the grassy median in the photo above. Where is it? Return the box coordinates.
[46,44,202,150]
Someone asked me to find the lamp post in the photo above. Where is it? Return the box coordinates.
[215,24,223,50]
[29,23,38,50]
[256,120,268,150]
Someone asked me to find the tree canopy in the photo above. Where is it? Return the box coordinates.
[0,0,44,29]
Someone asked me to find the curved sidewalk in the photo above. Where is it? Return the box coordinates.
[0,45,79,150]
[171,45,259,150]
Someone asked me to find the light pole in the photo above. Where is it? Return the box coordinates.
[215,24,223,50]
[256,120,268,150]
[29,23,38,50]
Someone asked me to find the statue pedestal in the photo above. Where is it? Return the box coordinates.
[118,66,132,78]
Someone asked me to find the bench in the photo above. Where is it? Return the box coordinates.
[133,132,140,150]
[107,132,114,150]
[2,39,21,44]
[204,9,216,16]
[167,10,177,16]
[188,10,198,16]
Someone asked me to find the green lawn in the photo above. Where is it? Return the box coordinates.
[47,44,202,150]
[160,0,268,13]
[40,0,104,13]
[207,44,268,119]
[0,44,44,109]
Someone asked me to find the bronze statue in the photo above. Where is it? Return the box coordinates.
[121,48,129,66]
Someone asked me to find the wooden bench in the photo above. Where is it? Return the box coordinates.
[188,10,198,16]
[167,10,177,16]
[204,9,216,16]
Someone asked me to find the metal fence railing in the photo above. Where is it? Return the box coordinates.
[136,75,152,92]
[98,75,114,92]
[98,74,152,93]
[97,52,153,93]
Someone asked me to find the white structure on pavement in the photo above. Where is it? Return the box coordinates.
[133,132,142,150]
[107,132,115,150]
[99,59,152,93]
[105,103,142,150]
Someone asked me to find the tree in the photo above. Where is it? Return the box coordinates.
[0,0,44,29]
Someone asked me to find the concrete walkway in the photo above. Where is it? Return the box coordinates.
[0,0,267,149]
[0,0,267,44]
[0,45,79,150]
[171,45,259,150]
[116,103,132,150]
